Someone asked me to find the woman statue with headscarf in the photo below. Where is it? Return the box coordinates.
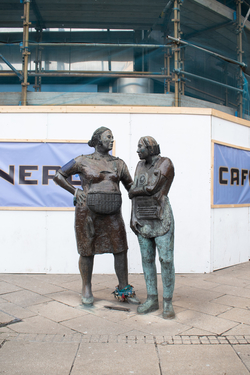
[54,127,139,306]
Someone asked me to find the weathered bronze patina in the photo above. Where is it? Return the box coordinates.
[54,127,139,306]
[129,136,175,319]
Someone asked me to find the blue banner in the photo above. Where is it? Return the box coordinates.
[213,142,250,205]
[0,142,91,208]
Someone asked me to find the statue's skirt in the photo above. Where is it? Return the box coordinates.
[74,204,128,256]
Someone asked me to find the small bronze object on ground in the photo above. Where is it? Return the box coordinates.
[129,136,175,319]
[104,305,130,312]
[53,127,139,306]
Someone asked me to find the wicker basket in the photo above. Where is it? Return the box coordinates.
[87,192,122,215]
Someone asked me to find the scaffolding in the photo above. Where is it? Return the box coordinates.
[0,0,249,118]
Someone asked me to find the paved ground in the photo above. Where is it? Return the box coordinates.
[0,261,250,374]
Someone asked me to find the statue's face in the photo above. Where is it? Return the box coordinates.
[100,130,114,151]
[137,139,149,160]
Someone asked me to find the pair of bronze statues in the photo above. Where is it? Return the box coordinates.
[54,127,175,319]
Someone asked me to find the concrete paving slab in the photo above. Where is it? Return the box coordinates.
[233,344,250,372]
[0,340,79,375]
[174,285,224,302]
[213,294,250,309]
[1,289,52,307]
[120,313,191,336]
[205,274,250,287]
[62,278,111,294]
[179,327,220,336]
[28,300,87,322]
[0,301,37,319]
[222,323,250,336]
[82,304,137,323]
[175,276,220,289]
[61,313,134,336]
[0,326,13,333]
[174,297,232,315]
[58,279,82,292]
[0,310,17,324]
[39,274,80,285]
[176,309,238,335]
[218,307,250,325]
[238,272,250,281]
[7,315,78,335]
[158,344,250,375]
[71,341,160,375]
[0,275,65,294]
[47,290,82,307]
[212,284,250,299]
[0,330,18,339]
[0,280,21,294]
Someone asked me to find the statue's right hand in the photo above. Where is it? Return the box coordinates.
[76,189,86,204]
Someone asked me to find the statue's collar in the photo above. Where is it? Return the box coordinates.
[144,155,161,169]
[86,152,117,161]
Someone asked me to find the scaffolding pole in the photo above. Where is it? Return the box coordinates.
[236,0,243,118]
[21,0,31,106]
[172,0,182,107]
[33,28,43,92]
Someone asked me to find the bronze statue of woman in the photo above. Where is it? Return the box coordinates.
[129,136,175,319]
[54,127,139,306]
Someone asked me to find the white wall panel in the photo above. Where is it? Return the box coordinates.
[211,116,250,269]
[212,117,250,148]
[212,208,250,269]
[1,211,47,273]
[0,113,48,139]
[1,108,249,274]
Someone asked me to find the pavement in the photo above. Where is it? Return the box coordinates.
[0,261,250,375]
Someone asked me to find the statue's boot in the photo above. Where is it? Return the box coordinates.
[137,295,159,314]
[163,297,175,319]
[127,295,140,304]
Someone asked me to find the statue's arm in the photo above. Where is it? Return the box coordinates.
[53,158,86,204]
[129,159,174,198]
[120,161,133,192]
[53,170,75,195]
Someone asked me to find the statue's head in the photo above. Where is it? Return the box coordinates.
[138,136,161,156]
[88,127,112,148]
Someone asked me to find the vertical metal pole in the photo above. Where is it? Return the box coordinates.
[142,30,145,72]
[236,0,243,117]
[172,0,182,106]
[224,64,229,107]
[164,50,167,93]
[181,47,185,95]
[34,28,43,92]
[21,0,31,106]
[164,48,171,94]
[167,52,171,93]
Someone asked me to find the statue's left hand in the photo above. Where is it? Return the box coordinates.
[130,214,142,234]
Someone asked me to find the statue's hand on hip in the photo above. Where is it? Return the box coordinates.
[76,189,86,204]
